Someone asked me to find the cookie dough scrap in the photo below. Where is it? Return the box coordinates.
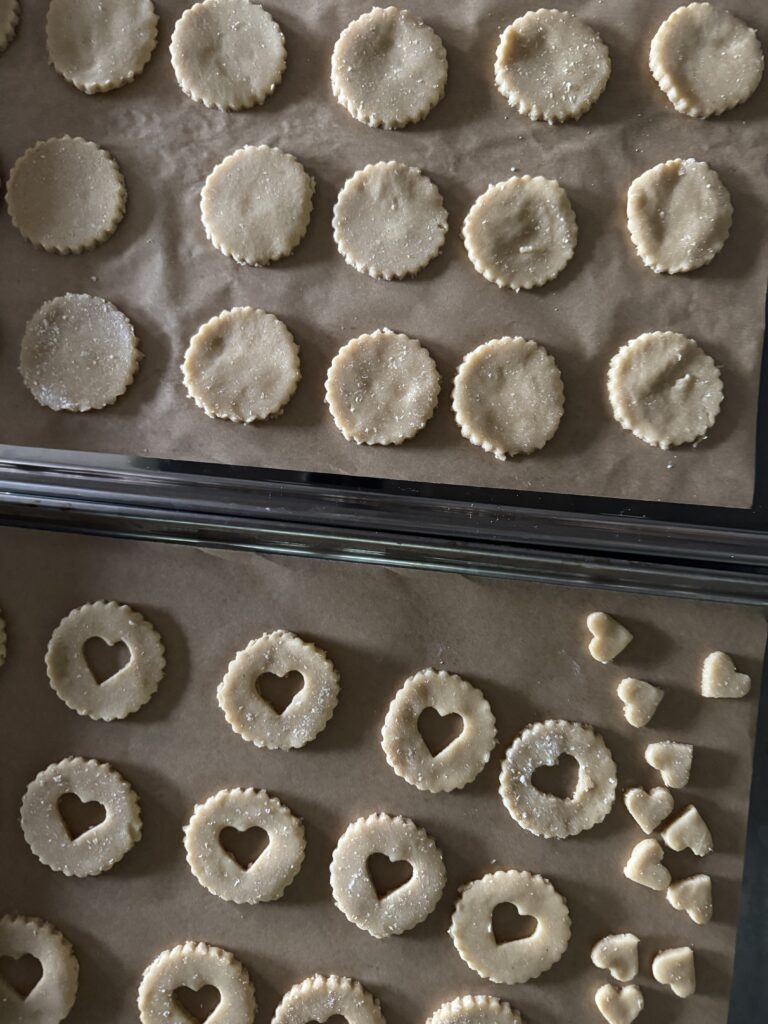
[273,975,384,1024]
[624,786,674,835]
[651,946,696,998]
[183,307,300,423]
[701,650,751,698]
[666,874,712,924]
[650,3,764,118]
[617,677,663,728]
[0,0,18,53]
[587,612,632,664]
[624,838,671,891]
[660,805,713,857]
[426,995,522,1024]
[645,740,693,788]
[6,137,126,254]
[0,915,79,1024]
[594,984,644,1024]
[591,934,640,983]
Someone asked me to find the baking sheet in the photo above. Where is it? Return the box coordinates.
[0,1,767,508]
[0,525,764,1024]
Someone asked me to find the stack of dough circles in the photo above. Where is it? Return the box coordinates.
[450,870,571,984]
[463,175,577,290]
[627,158,732,274]
[273,975,384,1024]
[20,294,142,413]
[6,137,126,254]
[138,941,256,1024]
[45,601,165,721]
[381,669,497,792]
[182,307,301,422]
[0,0,18,53]
[330,812,446,938]
[20,757,142,877]
[650,3,764,118]
[608,331,723,449]
[325,329,440,446]
[453,337,565,460]
[46,0,158,94]
[426,995,522,1024]
[170,0,286,111]
[184,788,306,904]
[218,629,340,749]
[333,162,448,280]
[499,720,617,838]
[0,916,79,1024]
[331,6,447,129]
[495,9,611,123]
[201,145,314,266]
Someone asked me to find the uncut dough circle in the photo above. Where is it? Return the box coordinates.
[218,629,340,750]
[330,813,446,938]
[0,916,79,1024]
[0,0,18,53]
[331,6,447,129]
[453,337,564,460]
[650,3,764,118]
[184,788,306,904]
[450,870,571,984]
[20,757,142,877]
[427,995,522,1024]
[273,975,384,1024]
[201,145,314,266]
[183,307,300,422]
[495,9,611,123]
[381,669,497,792]
[608,331,723,449]
[499,720,617,838]
[627,159,732,274]
[47,0,158,94]
[463,175,577,290]
[325,329,440,445]
[333,162,448,280]
[170,0,286,111]
[138,942,256,1024]
[20,294,141,413]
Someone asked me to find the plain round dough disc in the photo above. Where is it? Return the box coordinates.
[0,0,19,52]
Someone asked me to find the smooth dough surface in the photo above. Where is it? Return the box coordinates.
[0,0,18,52]
[0,915,79,1024]
[590,934,640,983]
[273,975,383,1024]
[617,677,664,728]
[426,995,522,1024]
[666,874,713,924]
[587,611,633,663]
[623,838,671,891]
[660,804,713,856]
[594,984,644,1024]
[651,946,696,998]
[645,740,693,788]
[623,786,674,835]
[701,650,751,698]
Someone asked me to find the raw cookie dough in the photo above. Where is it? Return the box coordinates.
[170,0,286,111]
[380,668,496,792]
[331,6,447,129]
[0,0,18,52]
[217,629,340,750]
[184,787,305,903]
[200,145,314,266]
[660,805,713,856]
[650,3,764,118]
[47,0,158,94]
[495,9,611,123]
[330,813,446,938]
[608,331,723,449]
[587,612,633,663]
[20,757,141,877]
[182,307,300,423]
[332,162,447,280]
[651,946,695,998]
[450,869,571,984]
[624,786,674,835]
[645,740,693,788]
[594,984,644,1024]
[701,650,751,698]
[426,995,522,1024]
[0,916,78,1024]
[452,337,564,460]
[617,677,663,727]
[463,175,577,290]
[5,137,126,254]
[499,719,617,838]
[623,838,671,891]
[590,934,640,983]
[325,329,440,445]
[666,874,713,924]
[273,975,383,1024]
[20,294,141,413]
[138,942,256,1024]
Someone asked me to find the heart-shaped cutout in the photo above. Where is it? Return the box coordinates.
[173,985,221,1022]
[57,792,106,840]
[644,741,693,789]
[623,838,670,891]
[82,636,131,684]
[219,825,269,869]
[0,954,43,999]
[531,754,579,800]
[595,983,644,1024]
[617,677,663,728]
[308,1017,347,1024]
[255,671,304,714]
[623,786,674,835]
[366,853,413,898]
[491,901,537,944]
[701,651,751,699]
[587,612,633,664]
[666,873,712,925]
[591,933,639,982]
[660,805,713,857]
[417,707,464,756]
[652,946,696,998]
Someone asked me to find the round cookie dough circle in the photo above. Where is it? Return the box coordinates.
[46,0,158,94]
[201,145,314,266]
[0,916,79,1024]
[20,757,142,877]
[170,0,286,111]
[381,669,497,792]
[5,136,126,254]
[495,9,611,123]
[450,870,571,984]
[333,162,448,280]
[499,720,617,838]
[608,331,723,449]
[273,975,384,1024]
[330,813,446,937]
[0,0,19,53]
[463,175,577,290]
[183,307,300,423]
[650,3,764,118]
[331,6,447,129]
[426,995,522,1024]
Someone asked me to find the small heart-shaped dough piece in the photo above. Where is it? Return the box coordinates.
[617,678,663,728]
[661,805,713,857]
[587,613,633,663]
[595,983,644,1024]
[652,946,695,998]
[701,651,751,699]
[623,838,670,891]
[645,741,692,788]
[624,787,674,835]
[666,874,712,925]
[591,933,640,982]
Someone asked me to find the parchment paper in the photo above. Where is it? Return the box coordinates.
[0,1,767,507]
[0,525,764,1024]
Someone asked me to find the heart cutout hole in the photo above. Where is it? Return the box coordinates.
[367,853,413,898]
[492,902,538,944]
[83,636,130,684]
[255,671,304,714]
[417,707,464,757]
[58,792,106,840]
[308,1016,348,1024]
[531,754,580,800]
[173,985,221,1023]
[219,825,270,869]
[0,954,43,999]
